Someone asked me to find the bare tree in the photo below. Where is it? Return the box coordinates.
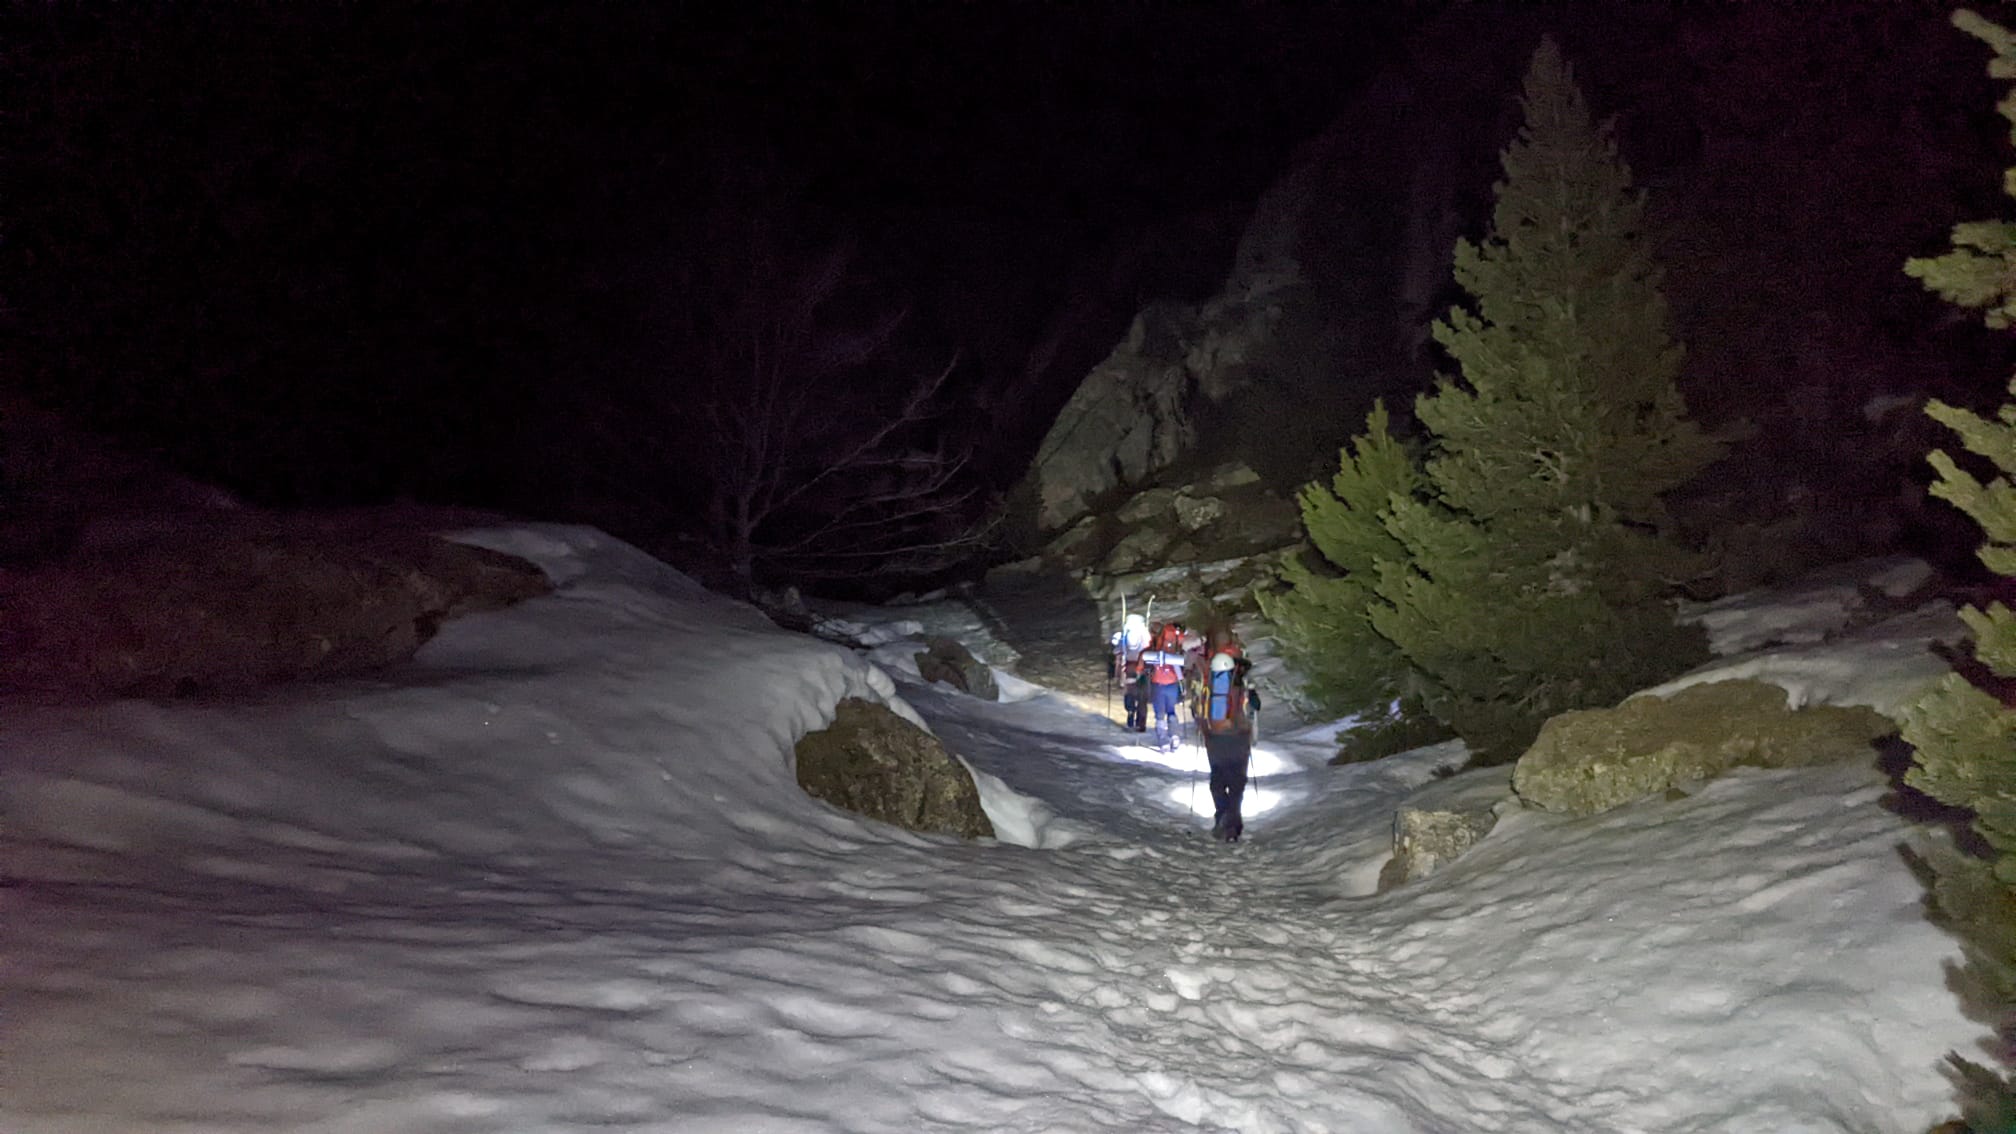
[580,202,996,594]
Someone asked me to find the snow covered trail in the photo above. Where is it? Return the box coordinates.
[0,526,1982,1132]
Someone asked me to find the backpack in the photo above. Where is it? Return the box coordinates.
[1140,623,1185,685]
[1200,650,1251,735]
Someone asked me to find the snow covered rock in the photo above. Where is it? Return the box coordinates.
[793,697,995,839]
[1377,804,1499,891]
[913,637,1000,701]
[1512,680,1897,817]
[0,522,551,699]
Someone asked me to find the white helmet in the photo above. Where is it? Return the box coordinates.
[1210,652,1236,674]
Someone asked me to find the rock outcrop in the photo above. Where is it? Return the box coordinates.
[1018,462,1301,579]
[794,698,996,839]
[1020,30,1529,540]
[1020,5,1991,600]
[1511,680,1898,817]
[1025,304,1202,534]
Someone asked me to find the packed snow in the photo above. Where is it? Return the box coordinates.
[0,524,1984,1132]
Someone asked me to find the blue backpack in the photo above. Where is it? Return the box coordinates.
[1203,657,1248,734]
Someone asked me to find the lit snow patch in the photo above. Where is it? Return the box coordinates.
[1247,746,1292,778]
[1111,742,1209,773]
[1109,742,1291,778]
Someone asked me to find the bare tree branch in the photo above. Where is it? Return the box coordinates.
[575,193,994,594]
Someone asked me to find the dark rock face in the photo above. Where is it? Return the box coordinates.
[1021,32,1526,540]
[1026,304,1203,534]
[794,697,995,839]
[914,636,1000,701]
[0,515,551,700]
[1512,680,1898,817]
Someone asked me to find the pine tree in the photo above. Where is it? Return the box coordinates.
[1266,39,1718,764]
[1901,13,2016,1129]
[1367,37,1720,762]
[1259,402,1421,717]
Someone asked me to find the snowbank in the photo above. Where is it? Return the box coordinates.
[0,528,1983,1133]
[1649,558,1960,716]
[3,525,1046,881]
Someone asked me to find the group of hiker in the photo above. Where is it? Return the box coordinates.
[1108,612,1262,842]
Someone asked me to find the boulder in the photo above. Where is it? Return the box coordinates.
[913,636,1000,701]
[794,698,995,839]
[1511,680,1898,817]
[1377,805,1498,891]
[1171,492,1226,532]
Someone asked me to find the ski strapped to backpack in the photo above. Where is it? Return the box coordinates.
[1141,620,1186,685]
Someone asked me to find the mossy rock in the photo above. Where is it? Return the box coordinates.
[1512,680,1897,816]
[794,698,995,839]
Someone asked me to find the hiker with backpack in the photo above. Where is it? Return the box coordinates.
[1109,612,1151,732]
[1197,633,1262,842]
[1137,621,1189,752]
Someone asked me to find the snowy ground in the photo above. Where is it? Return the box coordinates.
[0,525,1984,1132]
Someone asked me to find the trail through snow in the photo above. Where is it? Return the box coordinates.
[0,526,1982,1132]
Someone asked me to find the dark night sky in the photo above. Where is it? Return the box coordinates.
[0,3,1407,504]
[3,1,2013,589]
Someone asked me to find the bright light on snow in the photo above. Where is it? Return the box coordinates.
[0,530,1981,1133]
[1248,745,1291,777]
[1109,740,1208,772]
[1110,740,1291,778]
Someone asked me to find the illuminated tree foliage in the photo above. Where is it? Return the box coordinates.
[1270,38,1717,764]
[1259,402,1424,720]
[1902,13,2016,1130]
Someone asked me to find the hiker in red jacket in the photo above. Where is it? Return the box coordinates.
[1138,621,1189,752]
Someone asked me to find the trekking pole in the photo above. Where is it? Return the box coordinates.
[1109,595,1122,726]
[1187,703,1201,820]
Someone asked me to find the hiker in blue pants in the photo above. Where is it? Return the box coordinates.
[1138,621,1188,752]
